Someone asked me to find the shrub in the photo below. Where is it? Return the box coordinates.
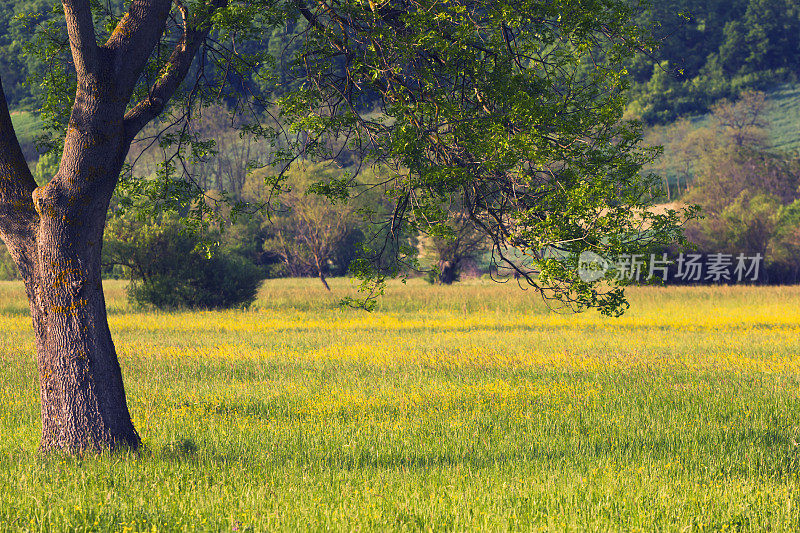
[105,217,263,309]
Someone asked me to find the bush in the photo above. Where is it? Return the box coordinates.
[105,217,263,309]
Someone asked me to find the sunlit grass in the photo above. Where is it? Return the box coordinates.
[1,279,800,530]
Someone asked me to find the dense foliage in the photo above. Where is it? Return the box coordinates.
[644,90,800,282]
[3,0,799,125]
[625,0,800,123]
[1,0,798,289]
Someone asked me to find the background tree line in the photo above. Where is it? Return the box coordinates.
[648,90,800,283]
[0,97,492,305]
[624,0,800,124]
[5,0,800,122]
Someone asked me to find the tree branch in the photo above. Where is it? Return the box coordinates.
[62,0,100,79]
[105,0,174,89]
[0,79,37,214]
[0,78,39,279]
[122,0,228,142]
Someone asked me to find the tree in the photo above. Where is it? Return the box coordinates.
[104,214,262,309]
[718,0,800,77]
[684,91,797,214]
[676,89,800,282]
[0,0,690,453]
[642,117,697,200]
[768,200,800,282]
[710,90,768,148]
[0,0,233,453]
[254,163,360,290]
[419,207,487,284]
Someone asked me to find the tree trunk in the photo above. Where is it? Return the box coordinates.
[0,0,229,454]
[319,271,331,291]
[0,75,140,453]
[313,253,331,291]
[438,259,460,285]
[32,200,140,453]
[1,193,140,453]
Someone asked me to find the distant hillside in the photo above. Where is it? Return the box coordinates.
[624,0,800,125]
[766,85,800,153]
[9,110,41,162]
[644,82,800,197]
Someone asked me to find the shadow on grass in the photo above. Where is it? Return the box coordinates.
[156,438,199,460]
[144,427,800,484]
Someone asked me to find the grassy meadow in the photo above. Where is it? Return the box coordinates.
[1,279,800,530]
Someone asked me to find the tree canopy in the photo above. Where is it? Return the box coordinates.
[5,0,800,126]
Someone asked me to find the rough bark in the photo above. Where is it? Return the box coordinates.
[0,0,224,453]
[33,103,140,452]
[0,64,141,452]
[34,223,141,452]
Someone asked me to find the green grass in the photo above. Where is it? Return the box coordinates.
[2,279,800,530]
[766,85,800,153]
[9,110,41,150]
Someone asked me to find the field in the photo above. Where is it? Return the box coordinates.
[1,279,800,530]
[765,84,800,154]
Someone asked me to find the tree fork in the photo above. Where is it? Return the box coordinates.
[0,78,137,453]
[0,118,142,452]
